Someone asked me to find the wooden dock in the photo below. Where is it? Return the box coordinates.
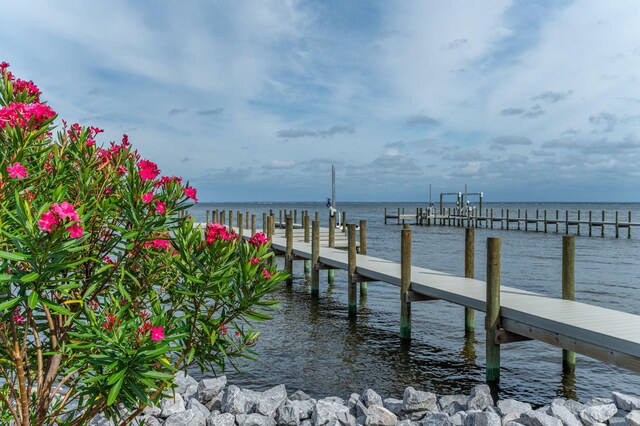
[203,208,640,383]
[385,207,639,238]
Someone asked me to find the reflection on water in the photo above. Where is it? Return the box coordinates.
[188,202,640,405]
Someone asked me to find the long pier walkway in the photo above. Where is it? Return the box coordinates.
[265,219,640,383]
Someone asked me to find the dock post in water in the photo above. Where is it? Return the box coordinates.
[359,219,368,295]
[565,210,569,235]
[262,213,267,233]
[555,210,559,233]
[348,224,357,317]
[304,213,310,274]
[602,210,605,237]
[562,235,576,373]
[465,227,475,336]
[328,214,336,284]
[577,211,581,235]
[629,211,633,239]
[506,209,509,230]
[486,237,501,383]
[229,210,233,230]
[342,211,347,232]
[238,213,244,239]
[251,214,256,236]
[400,224,412,341]
[206,210,210,223]
[285,216,293,285]
[397,208,401,225]
[616,211,619,239]
[525,210,528,231]
[384,207,387,225]
[490,209,494,229]
[246,211,250,229]
[589,211,592,237]
[311,220,320,297]
[544,210,548,233]
[517,209,521,230]
[536,210,539,232]
[220,210,226,226]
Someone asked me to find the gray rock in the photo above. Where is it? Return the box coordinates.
[383,398,404,416]
[421,412,452,426]
[579,403,617,425]
[439,395,469,411]
[548,402,581,426]
[143,404,162,417]
[355,400,370,418]
[165,408,207,426]
[173,372,198,395]
[324,396,346,405]
[501,412,522,426]
[442,402,466,417]
[207,412,235,426]
[205,392,224,412]
[403,387,437,413]
[312,399,351,426]
[504,423,525,426]
[290,390,311,401]
[300,420,313,426]
[613,392,640,412]
[450,412,466,426]
[347,393,360,411]
[362,389,384,408]
[497,400,532,416]
[467,386,494,412]
[290,400,314,420]
[562,400,584,417]
[135,416,162,426]
[396,421,419,426]
[276,403,300,426]
[362,405,397,426]
[161,393,186,418]
[88,413,114,426]
[403,411,431,422]
[464,411,500,426]
[520,410,562,426]
[184,384,199,401]
[237,413,277,426]
[336,409,357,426]
[256,384,288,417]
[198,377,228,404]
[608,417,628,426]
[222,385,259,414]
[587,397,615,407]
[627,410,640,426]
[189,398,212,417]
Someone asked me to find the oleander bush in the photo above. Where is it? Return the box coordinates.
[0,62,285,425]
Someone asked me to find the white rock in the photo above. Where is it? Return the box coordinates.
[290,399,314,420]
[383,397,404,416]
[519,410,562,426]
[628,410,640,426]
[403,387,437,413]
[222,385,259,414]
[421,412,452,426]
[579,403,617,425]
[189,398,212,417]
[173,372,198,395]
[290,390,311,401]
[198,377,227,404]
[256,384,288,417]
[362,389,384,408]
[362,405,397,426]
[466,386,494,412]
[160,393,186,418]
[165,408,207,426]
[236,413,277,426]
[439,395,469,411]
[464,411,500,426]
[497,400,532,416]
[548,402,581,426]
[587,397,615,407]
[613,392,640,412]
[207,412,235,426]
[608,416,628,426]
[311,400,351,426]
[276,403,301,426]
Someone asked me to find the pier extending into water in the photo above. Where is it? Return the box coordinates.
[203,208,640,385]
[385,207,639,238]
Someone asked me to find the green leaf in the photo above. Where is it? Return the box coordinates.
[0,297,22,311]
[27,291,38,309]
[107,368,126,386]
[20,272,39,283]
[0,251,28,261]
[107,375,125,406]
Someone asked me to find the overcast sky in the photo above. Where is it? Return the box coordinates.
[3,1,640,202]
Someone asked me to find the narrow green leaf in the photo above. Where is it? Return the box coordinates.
[107,375,125,406]
[27,291,38,309]
[0,251,28,261]
[0,297,22,311]
[20,272,39,283]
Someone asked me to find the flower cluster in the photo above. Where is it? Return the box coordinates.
[137,160,160,181]
[0,102,56,129]
[248,232,269,247]
[205,222,237,244]
[38,201,84,238]
[6,162,28,179]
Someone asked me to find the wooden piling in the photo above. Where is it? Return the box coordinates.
[206,210,210,223]
[629,211,632,239]
[229,210,233,230]
[465,227,475,335]
[304,213,311,274]
[525,210,528,231]
[294,210,297,224]
[400,224,412,341]
[384,207,387,225]
[251,215,256,236]
[602,210,605,237]
[397,208,401,225]
[536,209,539,232]
[246,211,250,229]
[343,211,347,232]
[311,220,320,297]
[555,210,559,233]
[565,210,569,235]
[348,224,357,317]
[615,211,619,239]
[577,211,581,235]
[490,209,494,229]
[360,220,367,295]
[285,216,293,285]
[279,210,283,228]
[562,235,576,373]
[506,209,509,230]
[267,214,275,265]
[214,209,219,222]
[544,210,548,233]
[262,213,267,233]
[238,213,244,239]
[517,209,521,230]
[486,237,501,383]
[328,215,336,284]
[220,210,226,225]
[589,211,592,237]
[501,209,504,229]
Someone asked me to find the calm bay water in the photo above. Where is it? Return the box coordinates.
[187,202,640,406]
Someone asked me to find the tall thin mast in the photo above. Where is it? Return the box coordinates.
[332,164,336,212]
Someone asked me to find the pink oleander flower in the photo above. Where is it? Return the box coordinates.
[52,202,80,221]
[103,314,120,330]
[155,200,166,214]
[150,326,165,342]
[234,331,241,337]
[117,165,127,176]
[0,102,56,129]
[66,223,84,238]
[147,239,171,250]
[136,159,160,181]
[38,211,59,232]
[250,257,261,265]
[263,268,272,279]
[218,324,228,335]
[13,78,41,101]
[248,232,269,247]
[7,162,28,179]
[13,307,26,324]
[104,256,117,266]
[154,175,182,188]
[183,186,198,202]
[142,192,153,203]
[85,138,95,147]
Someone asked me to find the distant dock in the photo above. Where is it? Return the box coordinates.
[385,207,638,238]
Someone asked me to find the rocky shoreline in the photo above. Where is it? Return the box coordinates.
[91,373,640,426]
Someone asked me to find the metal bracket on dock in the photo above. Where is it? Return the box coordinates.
[494,328,533,344]
[406,290,438,302]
